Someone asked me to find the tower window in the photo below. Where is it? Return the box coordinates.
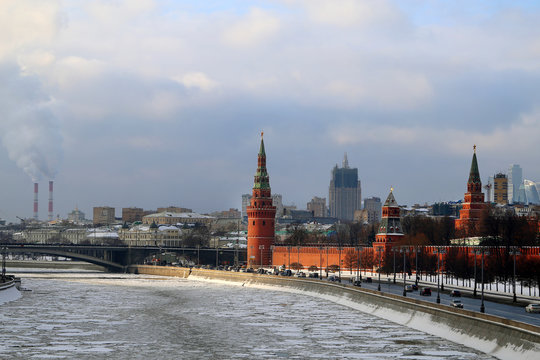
[253,221,255,225]
[263,220,266,226]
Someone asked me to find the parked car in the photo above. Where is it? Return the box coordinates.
[450,290,462,297]
[411,284,418,291]
[364,277,373,283]
[420,287,431,296]
[294,271,306,278]
[405,285,413,292]
[525,304,540,313]
[256,268,266,274]
[450,299,464,308]
[308,272,319,278]
[353,279,362,287]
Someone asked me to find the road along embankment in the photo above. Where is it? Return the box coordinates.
[128,265,540,360]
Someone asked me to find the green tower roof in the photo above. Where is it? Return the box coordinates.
[468,146,481,184]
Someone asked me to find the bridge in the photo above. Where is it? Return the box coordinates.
[2,244,247,272]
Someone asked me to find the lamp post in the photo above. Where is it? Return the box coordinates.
[297,246,301,273]
[357,246,362,280]
[376,247,383,291]
[401,247,409,296]
[270,245,275,271]
[288,245,291,269]
[415,246,421,285]
[479,247,490,313]
[510,248,521,303]
[319,246,323,279]
[473,250,477,297]
[434,247,446,304]
[392,247,398,284]
[197,244,200,267]
[338,244,342,282]
[259,245,264,269]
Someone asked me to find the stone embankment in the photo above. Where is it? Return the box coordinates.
[129,265,540,360]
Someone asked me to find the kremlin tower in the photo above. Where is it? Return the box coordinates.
[373,188,403,253]
[247,133,276,267]
[455,145,487,236]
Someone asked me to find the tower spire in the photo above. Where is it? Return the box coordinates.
[342,152,349,168]
[468,147,481,185]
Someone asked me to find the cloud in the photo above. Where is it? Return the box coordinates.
[222,8,281,47]
[174,72,219,91]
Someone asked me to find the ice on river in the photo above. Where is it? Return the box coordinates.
[0,272,495,359]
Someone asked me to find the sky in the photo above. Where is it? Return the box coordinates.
[1,0,540,223]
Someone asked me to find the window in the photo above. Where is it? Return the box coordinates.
[253,221,255,225]
[263,221,266,226]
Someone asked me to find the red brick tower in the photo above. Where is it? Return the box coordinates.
[247,133,276,267]
[455,145,487,236]
[373,188,403,253]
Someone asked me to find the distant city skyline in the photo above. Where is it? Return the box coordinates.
[1,1,539,222]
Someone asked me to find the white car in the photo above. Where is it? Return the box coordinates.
[525,304,540,313]
[294,272,306,278]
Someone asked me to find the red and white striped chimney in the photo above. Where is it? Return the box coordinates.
[48,180,53,221]
[33,183,39,220]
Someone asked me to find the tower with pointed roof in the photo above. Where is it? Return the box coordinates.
[329,153,362,221]
[247,133,276,267]
[455,146,487,236]
[373,188,403,252]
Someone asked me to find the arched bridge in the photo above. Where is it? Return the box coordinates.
[3,244,246,272]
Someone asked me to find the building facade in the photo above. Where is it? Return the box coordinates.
[328,154,361,221]
[493,173,508,204]
[247,134,276,267]
[142,211,214,226]
[508,164,523,204]
[363,197,382,223]
[455,147,487,236]
[307,196,327,217]
[122,207,146,223]
[93,206,115,225]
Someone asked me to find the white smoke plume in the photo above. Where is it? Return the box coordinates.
[0,63,62,182]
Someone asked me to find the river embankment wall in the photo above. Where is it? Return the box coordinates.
[129,265,540,360]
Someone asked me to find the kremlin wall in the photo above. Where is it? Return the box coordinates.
[246,136,540,270]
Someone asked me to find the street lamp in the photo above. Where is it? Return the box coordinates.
[318,246,323,279]
[401,247,410,296]
[414,246,421,285]
[270,245,275,271]
[287,245,291,270]
[376,247,384,291]
[392,247,398,284]
[510,248,521,303]
[434,247,446,304]
[259,245,264,269]
[478,247,490,313]
[297,246,301,273]
[472,250,478,297]
[356,246,362,281]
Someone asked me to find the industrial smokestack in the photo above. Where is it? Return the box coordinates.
[33,183,38,220]
[48,180,53,221]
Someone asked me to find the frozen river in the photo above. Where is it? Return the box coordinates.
[1,271,495,359]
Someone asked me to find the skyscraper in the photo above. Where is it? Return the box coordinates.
[493,173,508,204]
[328,153,361,221]
[508,164,523,204]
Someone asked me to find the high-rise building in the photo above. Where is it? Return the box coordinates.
[493,173,508,205]
[515,180,540,205]
[307,196,327,217]
[363,197,382,223]
[247,133,276,267]
[508,164,523,204]
[93,206,116,226]
[455,146,487,236]
[328,153,361,221]
[122,207,145,223]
